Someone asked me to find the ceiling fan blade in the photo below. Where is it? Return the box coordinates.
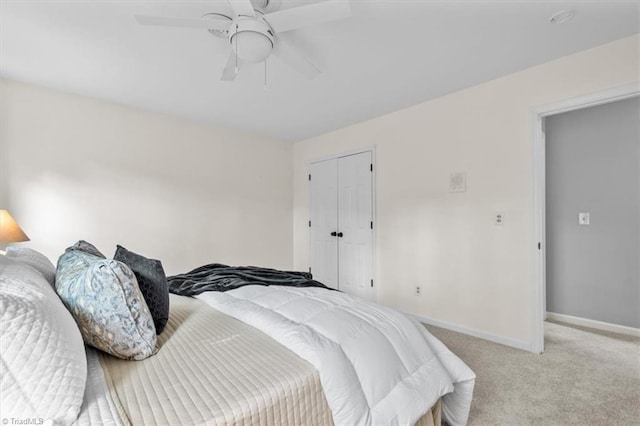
[135,15,229,32]
[227,0,256,17]
[221,52,239,81]
[272,36,322,79]
[265,0,351,34]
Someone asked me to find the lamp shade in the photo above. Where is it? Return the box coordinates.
[0,210,30,244]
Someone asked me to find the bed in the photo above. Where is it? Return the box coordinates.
[1,250,475,426]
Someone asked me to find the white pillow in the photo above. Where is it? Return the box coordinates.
[0,256,87,424]
[5,246,56,287]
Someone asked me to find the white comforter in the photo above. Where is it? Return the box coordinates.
[198,286,475,426]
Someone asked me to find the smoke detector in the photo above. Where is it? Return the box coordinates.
[549,10,576,24]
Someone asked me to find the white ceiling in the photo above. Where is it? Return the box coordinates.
[1,0,638,142]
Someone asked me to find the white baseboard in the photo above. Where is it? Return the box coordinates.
[546,312,640,337]
[405,311,533,353]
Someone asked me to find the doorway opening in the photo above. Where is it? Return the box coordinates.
[532,83,640,353]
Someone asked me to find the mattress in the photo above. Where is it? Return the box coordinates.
[97,294,333,425]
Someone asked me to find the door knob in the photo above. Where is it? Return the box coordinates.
[330,231,337,236]
[337,232,344,238]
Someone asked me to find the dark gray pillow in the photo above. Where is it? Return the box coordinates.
[114,245,170,334]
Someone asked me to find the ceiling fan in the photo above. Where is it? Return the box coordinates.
[135,0,351,81]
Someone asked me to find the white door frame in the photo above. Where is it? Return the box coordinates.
[531,83,640,354]
[308,145,377,302]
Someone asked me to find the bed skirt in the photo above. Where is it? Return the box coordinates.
[416,398,442,426]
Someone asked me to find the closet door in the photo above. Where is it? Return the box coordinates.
[337,152,373,300]
[309,159,339,289]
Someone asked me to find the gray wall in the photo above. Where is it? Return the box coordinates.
[546,96,639,328]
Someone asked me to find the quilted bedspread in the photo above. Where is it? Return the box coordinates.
[0,258,87,424]
[198,285,476,426]
[96,294,333,426]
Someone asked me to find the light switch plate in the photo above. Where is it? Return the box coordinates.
[450,172,466,193]
[578,212,590,225]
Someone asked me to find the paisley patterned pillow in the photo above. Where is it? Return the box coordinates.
[70,240,106,258]
[56,242,158,360]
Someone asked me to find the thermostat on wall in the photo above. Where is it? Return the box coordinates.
[450,172,466,193]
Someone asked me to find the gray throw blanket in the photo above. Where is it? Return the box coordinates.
[168,263,332,296]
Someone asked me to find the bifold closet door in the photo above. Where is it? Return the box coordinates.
[309,158,339,289]
[337,152,373,300]
[309,151,373,299]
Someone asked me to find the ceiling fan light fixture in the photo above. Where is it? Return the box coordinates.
[231,31,273,62]
[229,18,274,63]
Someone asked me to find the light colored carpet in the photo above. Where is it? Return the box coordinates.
[425,321,640,426]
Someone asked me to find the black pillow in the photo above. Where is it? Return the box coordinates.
[114,245,170,334]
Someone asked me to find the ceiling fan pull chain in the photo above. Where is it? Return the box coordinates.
[264,59,268,91]
[234,24,239,74]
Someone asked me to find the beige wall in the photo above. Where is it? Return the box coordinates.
[293,35,640,348]
[0,79,293,274]
[1,34,637,348]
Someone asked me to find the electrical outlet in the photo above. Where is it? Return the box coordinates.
[495,212,505,226]
[578,212,590,225]
[416,286,421,295]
